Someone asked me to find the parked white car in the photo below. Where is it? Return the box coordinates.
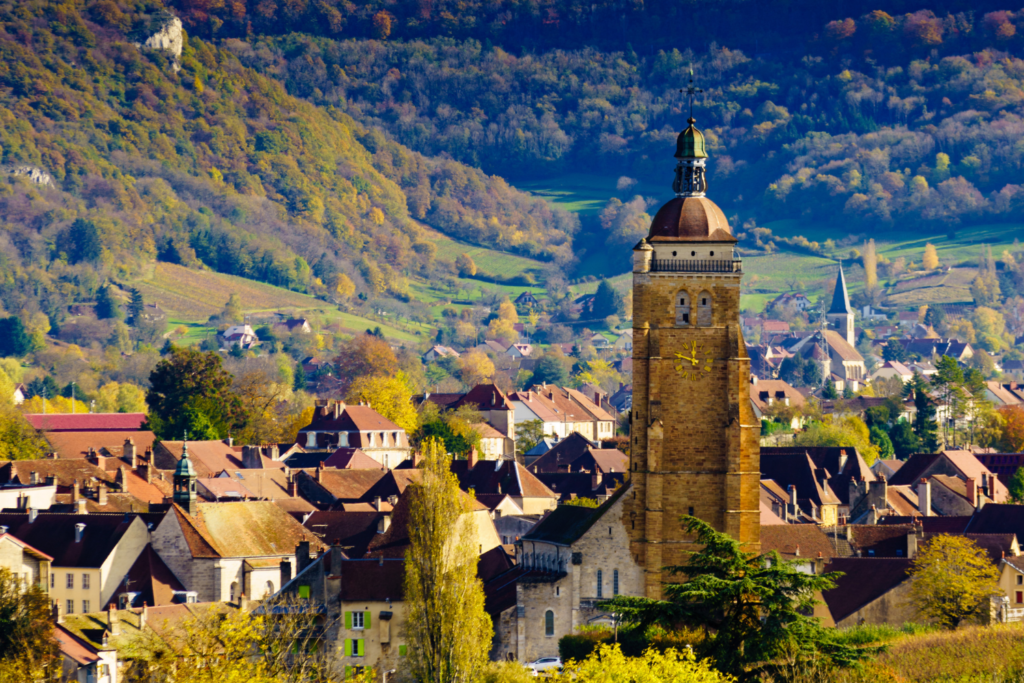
[525,657,562,676]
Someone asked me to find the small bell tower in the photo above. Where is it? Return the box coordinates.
[173,437,198,516]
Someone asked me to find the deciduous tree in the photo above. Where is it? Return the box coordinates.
[923,243,940,270]
[910,535,1000,629]
[404,437,492,683]
[0,568,55,678]
[553,643,731,683]
[346,371,418,433]
[146,349,242,440]
[334,333,400,394]
[998,406,1024,453]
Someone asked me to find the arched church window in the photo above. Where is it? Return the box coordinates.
[697,291,713,326]
[675,292,691,326]
[545,610,555,636]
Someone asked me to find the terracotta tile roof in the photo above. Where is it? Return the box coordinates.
[0,459,113,488]
[303,511,384,559]
[822,330,864,362]
[822,558,913,623]
[760,524,837,560]
[761,479,789,501]
[197,477,255,500]
[451,460,557,499]
[211,468,296,500]
[507,390,564,423]
[120,544,187,607]
[157,441,285,477]
[273,497,316,517]
[0,512,139,567]
[528,385,594,422]
[303,469,388,503]
[528,432,597,473]
[457,384,514,411]
[55,627,100,665]
[303,405,403,433]
[588,449,629,474]
[338,559,405,601]
[761,446,874,507]
[878,515,971,532]
[942,451,1008,501]
[323,448,384,469]
[23,413,147,432]
[749,380,807,413]
[413,393,463,410]
[564,388,615,422]
[534,472,626,502]
[44,431,157,459]
[987,382,1024,406]
[471,422,507,440]
[177,502,325,558]
[475,494,524,514]
[887,486,920,516]
[849,525,912,557]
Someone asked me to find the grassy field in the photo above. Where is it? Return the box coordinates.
[514,173,664,217]
[425,228,548,281]
[130,263,423,343]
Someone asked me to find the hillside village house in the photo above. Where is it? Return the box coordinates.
[0,511,149,615]
[298,402,411,468]
[0,530,52,591]
[415,384,517,459]
[508,386,615,443]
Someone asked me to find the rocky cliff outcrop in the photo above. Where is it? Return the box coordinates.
[137,15,183,70]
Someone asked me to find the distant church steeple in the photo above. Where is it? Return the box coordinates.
[826,263,855,346]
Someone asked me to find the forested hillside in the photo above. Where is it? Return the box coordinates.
[0,0,575,326]
[223,11,1024,255]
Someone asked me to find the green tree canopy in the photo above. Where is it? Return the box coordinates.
[0,317,32,357]
[532,355,569,386]
[601,516,864,680]
[592,280,625,320]
[882,339,908,362]
[95,284,121,320]
[66,218,103,264]
[146,349,242,439]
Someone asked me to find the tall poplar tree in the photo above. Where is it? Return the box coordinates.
[404,437,492,683]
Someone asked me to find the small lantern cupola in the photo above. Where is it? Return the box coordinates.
[672,117,709,198]
[172,436,198,516]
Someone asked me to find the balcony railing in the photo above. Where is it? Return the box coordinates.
[650,259,742,273]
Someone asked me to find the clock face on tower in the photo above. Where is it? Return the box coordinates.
[674,340,713,380]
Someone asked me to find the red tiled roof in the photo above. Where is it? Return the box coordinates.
[55,627,100,665]
[24,413,146,432]
[760,524,837,560]
[44,431,157,459]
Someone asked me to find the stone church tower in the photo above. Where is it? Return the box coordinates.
[626,116,760,599]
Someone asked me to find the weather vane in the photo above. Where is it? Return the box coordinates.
[680,68,703,119]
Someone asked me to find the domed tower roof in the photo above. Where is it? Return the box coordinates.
[675,117,708,159]
[175,441,195,478]
[648,197,734,242]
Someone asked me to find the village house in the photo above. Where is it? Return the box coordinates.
[528,432,628,477]
[0,511,150,615]
[0,529,52,591]
[297,402,411,468]
[748,378,806,430]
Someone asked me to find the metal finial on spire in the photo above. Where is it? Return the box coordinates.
[680,68,703,120]
[182,431,190,457]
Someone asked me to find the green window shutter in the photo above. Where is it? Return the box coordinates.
[357,639,364,657]
[345,611,352,629]
[344,639,352,657]
[399,644,407,657]
[299,585,310,599]
[345,666,351,679]
[364,611,371,628]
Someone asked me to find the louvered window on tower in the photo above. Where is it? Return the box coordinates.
[697,291,713,326]
[675,292,691,326]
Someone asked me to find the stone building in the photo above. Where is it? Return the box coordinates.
[513,485,642,662]
[0,529,51,591]
[626,114,761,598]
[298,402,412,468]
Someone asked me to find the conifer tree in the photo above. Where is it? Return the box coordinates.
[95,284,121,320]
[404,437,492,683]
[127,288,145,324]
[911,373,939,452]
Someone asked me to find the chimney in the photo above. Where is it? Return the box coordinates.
[412,450,423,468]
[97,484,108,506]
[241,446,260,469]
[296,541,311,573]
[751,375,758,385]
[966,477,977,508]
[787,484,798,520]
[838,450,848,474]
[374,496,383,512]
[71,479,80,502]
[74,523,85,542]
[45,475,55,486]
[140,603,147,629]
[268,445,280,461]
[316,462,323,483]
[917,478,931,517]
[125,438,137,468]
[108,604,121,636]
[908,521,923,558]
[226,436,233,447]
[29,471,38,485]
[116,467,127,490]
[287,472,297,497]
[139,459,152,484]
[52,601,63,624]
[87,448,99,466]
[468,446,479,469]
[378,514,391,534]
[814,552,825,575]
[29,508,38,523]
[794,545,800,557]
[592,470,603,490]
[331,541,344,576]
[280,558,292,587]
[238,593,249,611]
